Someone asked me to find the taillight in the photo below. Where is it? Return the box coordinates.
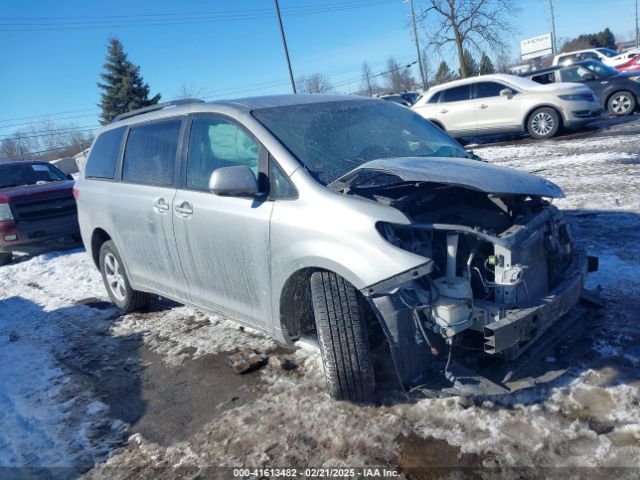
[72,186,80,200]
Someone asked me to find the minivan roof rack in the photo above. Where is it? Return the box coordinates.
[112,98,205,122]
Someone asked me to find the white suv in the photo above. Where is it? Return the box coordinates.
[412,74,600,139]
[552,48,627,67]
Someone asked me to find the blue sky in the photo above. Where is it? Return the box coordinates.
[1,0,638,135]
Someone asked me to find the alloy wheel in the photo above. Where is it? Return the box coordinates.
[104,252,126,302]
[611,95,632,115]
[531,112,554,137]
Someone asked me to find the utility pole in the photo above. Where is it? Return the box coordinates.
[548,0,558,54]
[407,0,427,90]
[274,0,297,94]
[636,0,639,48]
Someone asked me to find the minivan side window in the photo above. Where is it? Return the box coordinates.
[85,127,125,179]
[441,85,471,103]
[474,82,506,99]
[186,117,260,191]
[268,159,297,200]
[122,119,182,186]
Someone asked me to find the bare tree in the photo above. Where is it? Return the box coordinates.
[176,83,206,99]
[422,0,518,78]
[361,62,376,96]
[385,57,415,92]
[0,120,93,162]
[297,73,333,94]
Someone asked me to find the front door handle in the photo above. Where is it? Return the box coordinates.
[174,201,193,218]
[153,197,170,213]
[439,109,449,114]
[479,104,488,109]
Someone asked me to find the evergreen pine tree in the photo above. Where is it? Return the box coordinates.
[97,37,161,124]
[479,52,495,75]
[435,61,452,84]
[460,50,479,77]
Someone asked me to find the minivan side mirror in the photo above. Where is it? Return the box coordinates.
[500,88,514,99]
[209,166,259,196]
[582,73,596,81]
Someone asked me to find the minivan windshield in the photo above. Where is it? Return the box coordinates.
[0,162,67,189]
[252,100,472,185]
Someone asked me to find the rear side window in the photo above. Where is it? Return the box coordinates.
[122,119,182,186]
[531,73,555,84]
[441,85,471,103]
[474,82,506,98]
[85,127,125,179]
[427,91,441,103]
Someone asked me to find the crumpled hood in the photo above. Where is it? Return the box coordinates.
[340,157,565,198]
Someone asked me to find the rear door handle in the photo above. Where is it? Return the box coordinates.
[439,109,449,114]
[479,104,488,109]
[153,197,170,213]
[174,201,193,218]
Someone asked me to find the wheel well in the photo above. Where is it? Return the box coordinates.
[279,268,384,345]
[605,90,636,108]
[90,228,111,268]
[524,105,563,133]
[279,268,317,341]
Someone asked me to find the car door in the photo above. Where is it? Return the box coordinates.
[473,81,522,134]
[436,84,477,136]
[558,65,606,99]
[113,118,190,299]
[172,114,273,328]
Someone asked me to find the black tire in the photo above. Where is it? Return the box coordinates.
[0,252,12,266]
[607,91,636,116]
[310,271,375,402]
[99,240,150,313]
[527,107,560,139]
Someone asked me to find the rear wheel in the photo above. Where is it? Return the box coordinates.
[528,107,560,139]
[310,271,375,402]
[608,91,636,116]
[99,241,150,313]
[0,252,12,266]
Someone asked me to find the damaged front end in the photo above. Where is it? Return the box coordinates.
[340,159,600,394]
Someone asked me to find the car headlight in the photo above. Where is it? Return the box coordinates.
[629,76,640,82]
[559,93,595,102]
[0,203,13,222]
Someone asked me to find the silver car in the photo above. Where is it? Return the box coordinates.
[412,74,601,139]
[77,96,596,401]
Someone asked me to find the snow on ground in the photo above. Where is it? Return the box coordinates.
[1,119,640,476]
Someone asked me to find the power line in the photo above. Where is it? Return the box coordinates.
[0,0,401,32]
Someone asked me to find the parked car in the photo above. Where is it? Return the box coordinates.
[379,93,411,107]
[411,74,600,139]
[523,60,640,116]
[615,55,640,72]
[0,161,80,265]
[77,96,596,401]
[552,48,625,67]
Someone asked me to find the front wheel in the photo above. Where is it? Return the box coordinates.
[608,91,636,116]
[99,240,150,313]
[528,107,560,139]
[310,271,375,402]
[0,252,12,266]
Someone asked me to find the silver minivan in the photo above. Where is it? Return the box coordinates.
[77,96,595,401]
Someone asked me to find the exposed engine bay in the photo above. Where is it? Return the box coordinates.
[337,170,599,393]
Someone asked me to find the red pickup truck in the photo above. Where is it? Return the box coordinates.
[0,161,80,266]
